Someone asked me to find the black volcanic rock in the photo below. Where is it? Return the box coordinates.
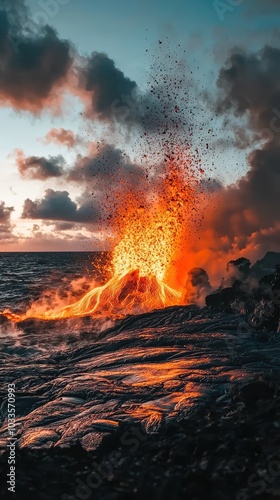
[206,259,280,334]
[272,264,280,290]
[205,287,235,312]
[238,380,275,407]
[1,373,280,500]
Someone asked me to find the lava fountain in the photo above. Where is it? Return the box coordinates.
[2,158,198,322]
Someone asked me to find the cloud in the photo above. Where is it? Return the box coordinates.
[42,220,79,231]
[1,232,103,252]
[0,3,147,125]
[43,128,82,148]
[0,200,13,223]
[0,0,73,113]
[67,143,150,225]
[16,149,65,179]
[202,145,280,249]
[78,51,137,122]
[53,221,77,231]
[173,43,280,286]
[77,49,189,133]
[16,143,148,230]
[15,141,152,241]
[217,46,280,146]
[16,141,147,204]
[22,189,100,223]
[187,44,280,271]
[0,3,190,135]
[68,143,144,186]
[0,200,15,241]
[214,46,280,247]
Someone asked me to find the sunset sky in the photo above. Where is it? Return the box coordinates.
[1,0,280,253]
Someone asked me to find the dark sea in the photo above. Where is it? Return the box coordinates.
[0,252,280,452]
[0,252,108,312]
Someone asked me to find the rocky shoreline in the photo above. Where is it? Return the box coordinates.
[1,252,280,499]
[1,372,280,499]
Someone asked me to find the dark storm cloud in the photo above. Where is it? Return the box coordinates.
[207,143,280,246]
[68,143,144,186]
[68,143,123,181]
[78,51,185,132]
[0,0,73,112]
[126,82,184,133]
[16,150,65,179]
[22,189,100,223]
[107,80,180,132]
[0,1,149,126]
[17,143,147,227]
[0,1,184,132]
[208,45,280,251]
[67,144,148,223]
[79,52,137,122]
[217,46,280,144]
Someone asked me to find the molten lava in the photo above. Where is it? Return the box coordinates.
[2,158,198,322]
[3,271,181,322]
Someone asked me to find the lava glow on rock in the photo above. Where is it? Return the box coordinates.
[2,158,198,322]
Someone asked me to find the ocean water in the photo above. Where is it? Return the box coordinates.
[1,252,280,451]
[0,252,109,312]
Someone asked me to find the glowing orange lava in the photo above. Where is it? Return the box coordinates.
[2,158,198,322]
